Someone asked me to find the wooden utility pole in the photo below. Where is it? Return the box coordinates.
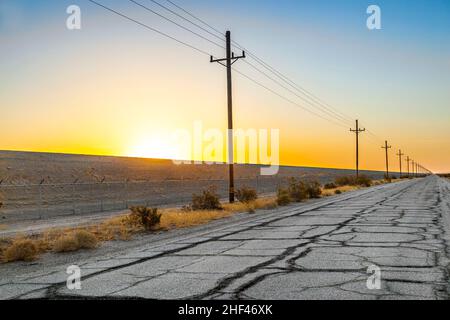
[350,120,365,178]
[211,31,245,203]
[406,156,411,177]
[381,140,392,179]
[396,150,404,177]
[412,160,415,177]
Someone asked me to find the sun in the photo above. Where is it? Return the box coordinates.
[126,135,182,160]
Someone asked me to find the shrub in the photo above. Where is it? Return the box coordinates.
[3,239,38,262]
[391,175,397,180]
[305,180,322,199]
[53,235,80,253]
[356,175,372,187]
[324,182,337,190]
[73,230,98,249]
[236,187,258,203]
[130,206,162,230]
[191,187,222,210]
[335,176,354,186]
[335,189,342,195]
[276,188,291,206]
[335,175,372,187]
[288,178,308,202]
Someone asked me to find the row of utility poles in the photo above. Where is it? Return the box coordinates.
[350,120,432,180]
[212,31,431,203]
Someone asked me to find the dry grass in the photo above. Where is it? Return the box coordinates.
[322,185,359,196]
[2,178,386,263]
[3,239,39,262]
[53,230,98,253]
[0,224,7,231]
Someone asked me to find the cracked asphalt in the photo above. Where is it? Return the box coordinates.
[1,176,449,300]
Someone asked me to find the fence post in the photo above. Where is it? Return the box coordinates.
[38,184,43,219]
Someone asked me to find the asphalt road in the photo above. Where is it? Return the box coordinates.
[1,176,449,300]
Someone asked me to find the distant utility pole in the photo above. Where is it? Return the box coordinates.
[381,140,392,179]
[412,160,415,177]
[350,120,365,178]
[397,150,404,177]
[211,31,245,203]
[406,156,411,177]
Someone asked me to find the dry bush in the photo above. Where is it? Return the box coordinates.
[53,235,80,253]
[130,206,161,231]
[74,230,98,249]
[236,187,258,203]
[277,188,291,206]
[324,182,337,190]
[191,187,222,210]
[3,239,39,262]
[288,178,308,202]
[335,175,372,187]
[356,175,373,187]
[335,189,342,195]
[305,180,322,199]
[53,230,98,253]
[335,176,355,186]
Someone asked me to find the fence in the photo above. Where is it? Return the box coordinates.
[0,176,289,222]
[0,169,387,222]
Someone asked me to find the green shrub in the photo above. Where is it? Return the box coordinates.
[236,187,258,203]
[191,187,222,210]
[276,188,291,206]
[305,181,322,198]
[324,182,337,189]
[130,206,162,230]
[288,178,308,202]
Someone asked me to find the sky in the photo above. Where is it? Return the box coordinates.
[1,0,449,172]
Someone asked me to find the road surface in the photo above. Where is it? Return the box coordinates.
[1,176,449,299]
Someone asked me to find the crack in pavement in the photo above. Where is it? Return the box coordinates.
[2,177,449,300]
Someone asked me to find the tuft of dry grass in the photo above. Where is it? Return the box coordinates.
[321,185,359,197]
[3,239,39,262]
[53,230,98,253]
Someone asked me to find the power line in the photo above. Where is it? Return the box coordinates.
[232,67,349,129]
[128,0,225,49]
[148,0,226,44]
[161,0,355,125]
[242,59,352,127]
[88,0,212,56]
[164,0,225,36]
[91,0,351,129]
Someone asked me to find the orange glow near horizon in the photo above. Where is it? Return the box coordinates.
[1,2,449,173]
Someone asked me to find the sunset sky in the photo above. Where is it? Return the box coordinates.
[1,0,449,172]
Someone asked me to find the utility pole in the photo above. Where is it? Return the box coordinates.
[406,156,411,177]
[412,160,415,177]
[397,150,404,177]
[211,31,245,203]
[350,120,365,178]
[381,140,392,179]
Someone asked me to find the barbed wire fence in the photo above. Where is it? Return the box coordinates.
[0,175,288,221]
